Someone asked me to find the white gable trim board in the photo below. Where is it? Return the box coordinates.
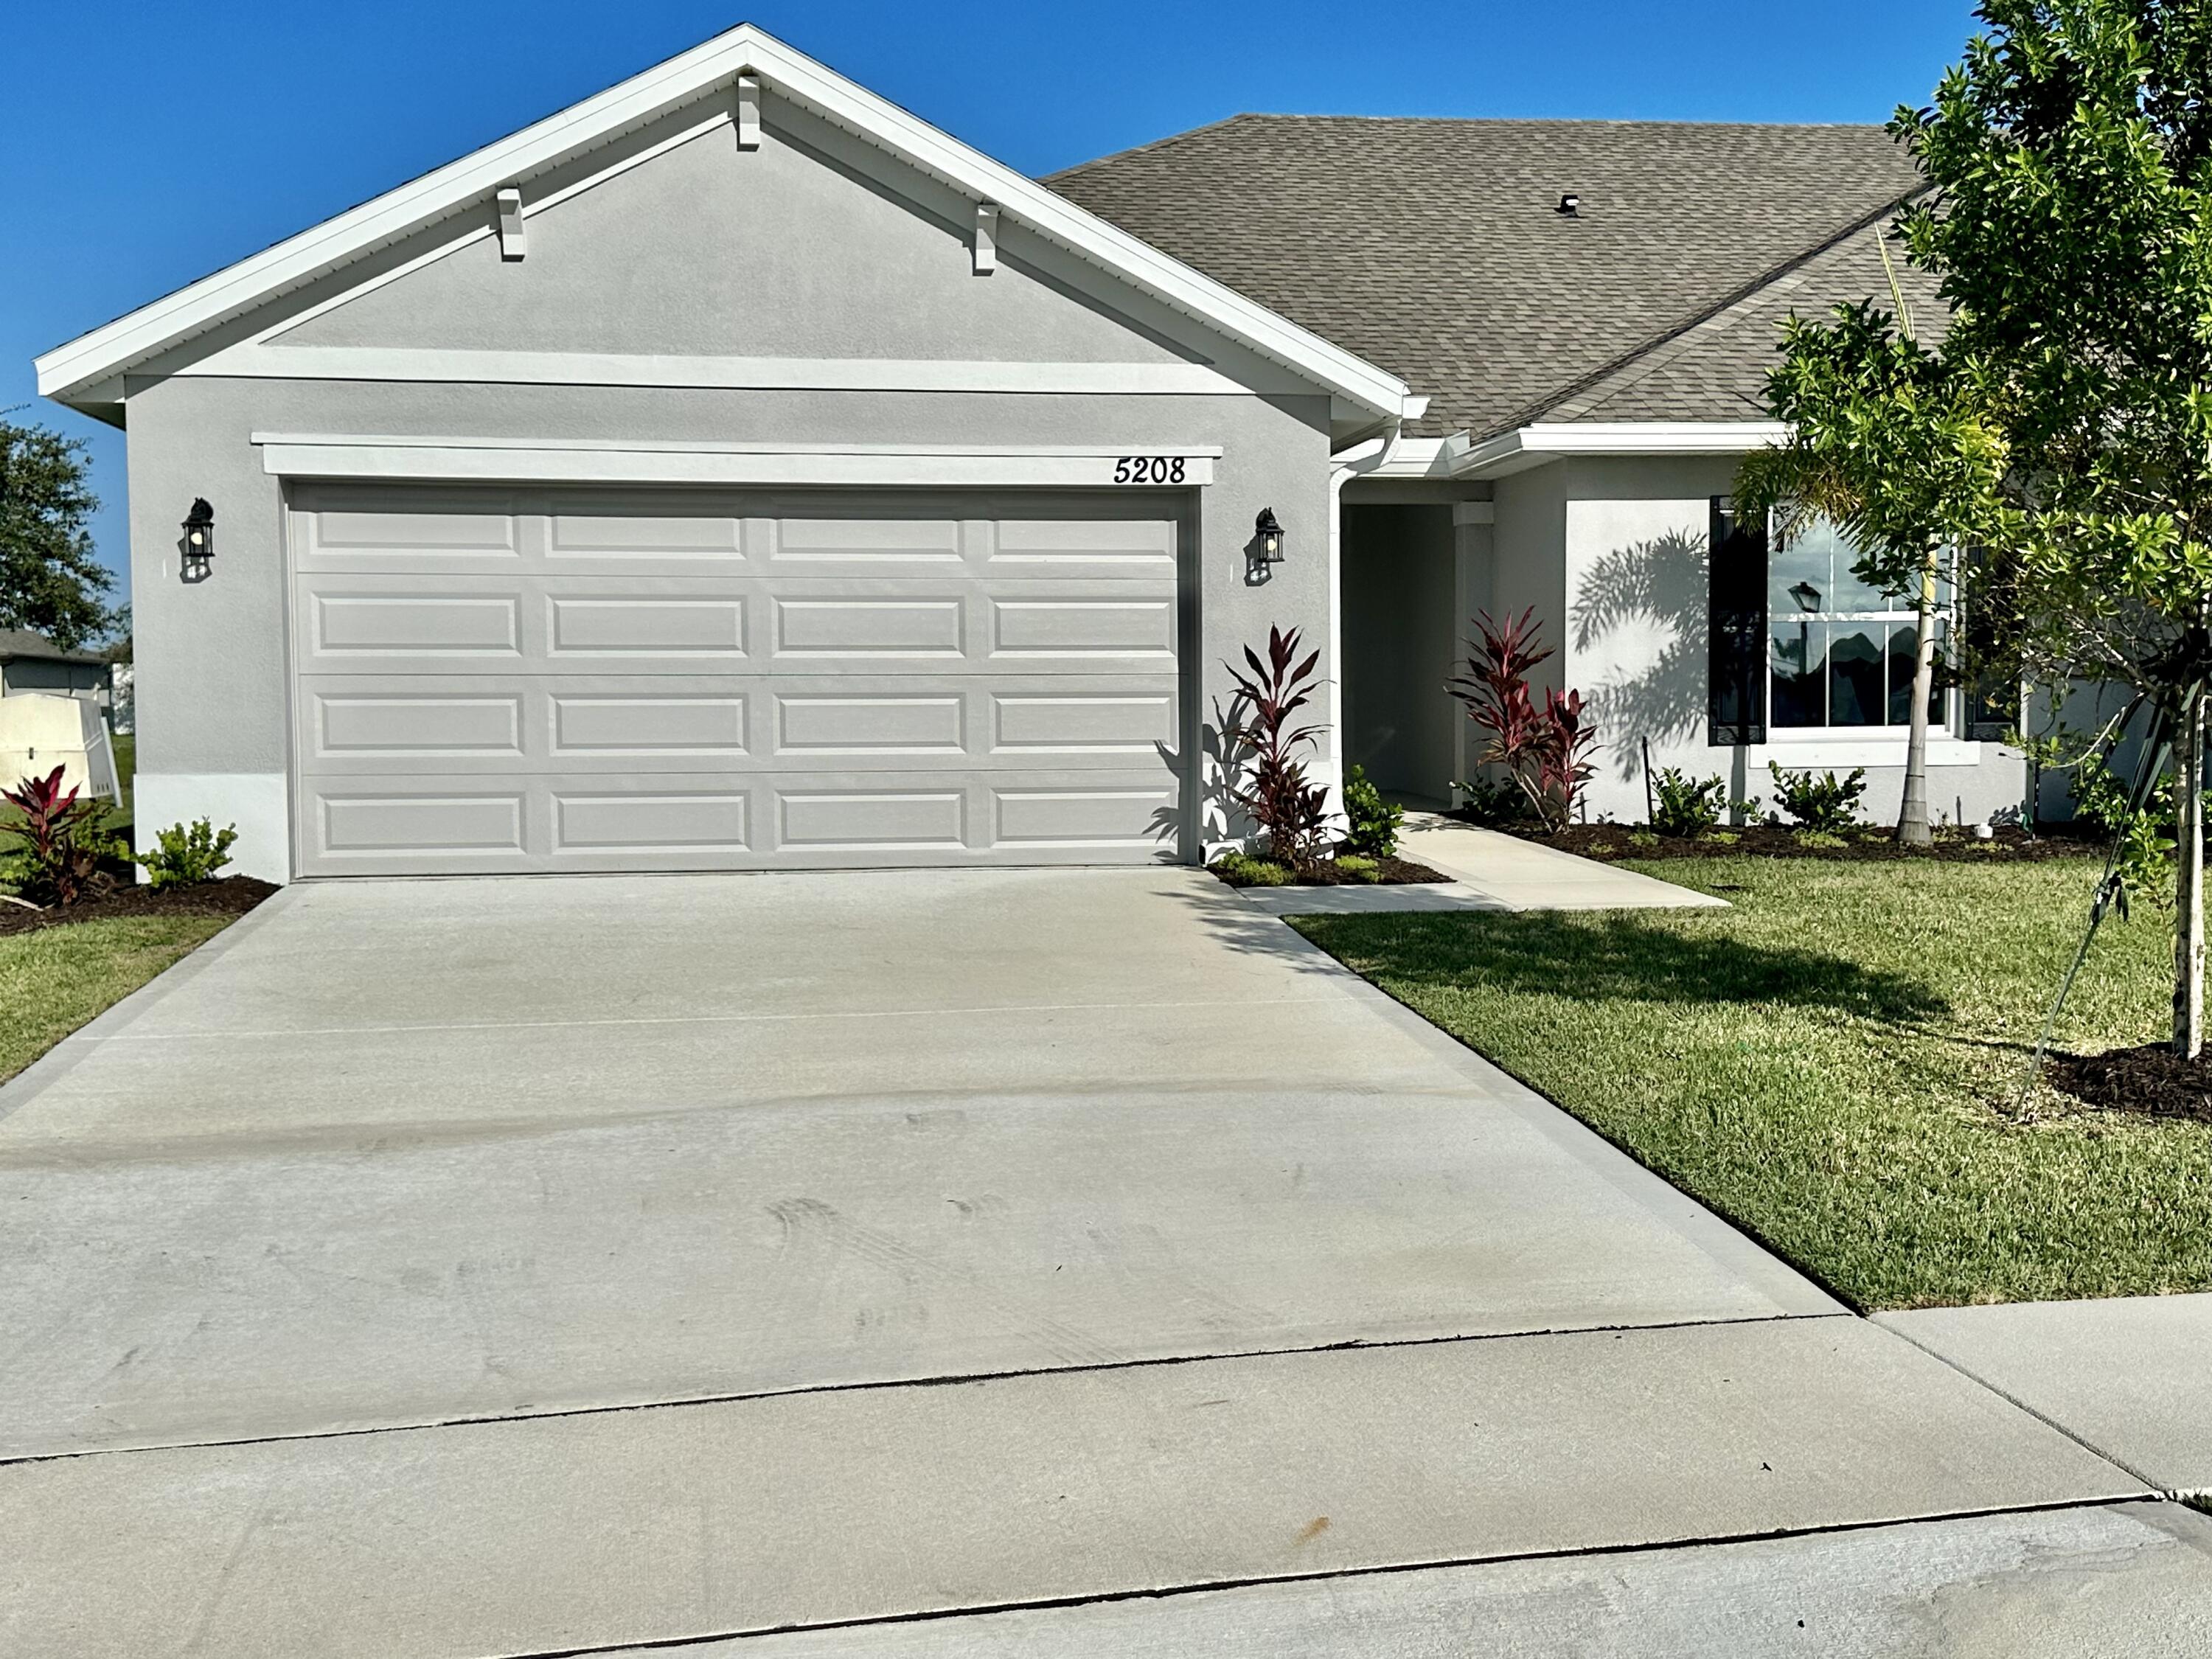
[180,347,1285,397]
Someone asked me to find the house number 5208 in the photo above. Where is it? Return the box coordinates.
[1112,456,1188,484]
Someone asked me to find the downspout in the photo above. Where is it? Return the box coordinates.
[1326,424,1402,824]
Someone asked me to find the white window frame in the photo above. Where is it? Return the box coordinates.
[1765,515,1962,747]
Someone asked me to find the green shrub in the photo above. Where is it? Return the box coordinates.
[1210,852,1291,886]
[1,767,117,906]
[135,818,237,891]
[1340,765,1403,858]
[1793,828,1849,850]
[1627,829,1660,849]
[1651,768,1727,838]
[1335,854,1381,883]
[1767,763,1868,833]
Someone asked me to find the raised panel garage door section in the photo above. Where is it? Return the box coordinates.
[288,486,1185,875]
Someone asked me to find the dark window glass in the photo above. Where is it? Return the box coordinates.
[1887,624,1919,726]
[1768,532,1828,626]
[1771,620,1826,726]
[1829,626,1884,726]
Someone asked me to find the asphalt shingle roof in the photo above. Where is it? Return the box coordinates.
[1554,216,1948,423]
[1047,116,1928,439]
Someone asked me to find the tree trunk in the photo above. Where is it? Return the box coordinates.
[2174,689,2205,1060]
[1896,543,1941,846]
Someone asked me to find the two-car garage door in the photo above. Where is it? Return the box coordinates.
[287,485,1185,876]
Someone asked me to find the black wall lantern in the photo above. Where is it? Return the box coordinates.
[181,498,215,580]
[1253,507,1286,566]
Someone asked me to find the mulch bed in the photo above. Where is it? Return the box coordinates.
[2045,1044,2212,1127]
[1211,855,1451,888]
[1482,820,2098,865]
[0,876,278,938]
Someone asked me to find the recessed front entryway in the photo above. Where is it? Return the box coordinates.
[287,487,1189,875]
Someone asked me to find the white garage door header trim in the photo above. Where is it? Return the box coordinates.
[254,434,1222,490]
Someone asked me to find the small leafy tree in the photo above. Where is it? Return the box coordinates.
[0,417,115,651]
[1885,0,2212,1057]
[1736,283,2008,848]
[1448,608,1600,830]
[1223,625,1330,874]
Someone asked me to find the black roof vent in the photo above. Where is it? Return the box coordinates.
[1557,192,1582,216]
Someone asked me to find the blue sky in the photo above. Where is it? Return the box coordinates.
[1,0,1980,600]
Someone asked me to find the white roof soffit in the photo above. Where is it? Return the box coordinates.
[33,25,1412,423]
[1453,421,1790,478]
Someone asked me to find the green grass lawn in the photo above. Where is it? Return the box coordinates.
[1294,855,2212,1310]
[0,913,233,1082]
[111,731,135,832]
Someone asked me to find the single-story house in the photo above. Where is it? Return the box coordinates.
[34,25,2025,883]
[0,628,114,713]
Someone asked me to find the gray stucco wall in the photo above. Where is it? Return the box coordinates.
[116,79,1340,879]
[277,100,1192,367]
[1489,465,1571,705]
[1556,456,2026,827]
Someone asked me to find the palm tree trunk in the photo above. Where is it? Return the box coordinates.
[2175,687,2205,1060]
[1896,543,1940,846]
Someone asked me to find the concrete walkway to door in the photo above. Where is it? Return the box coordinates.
[0,867,2186,1656]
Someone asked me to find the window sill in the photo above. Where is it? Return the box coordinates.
[1754,734,1996,769]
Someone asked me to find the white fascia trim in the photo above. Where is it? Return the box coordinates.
[252,434,1222,489]
[1454,421,1792,478]
[35,25,1412,422]
[1357,436,1462,480]
[184,344,1273,396]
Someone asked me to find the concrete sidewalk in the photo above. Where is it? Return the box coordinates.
[1399,813,1729,909]
[664,1505,2212,1658]
[1234,813,1727,915]
[0,1321,2145,1656]
[1883,1294,2212,1495]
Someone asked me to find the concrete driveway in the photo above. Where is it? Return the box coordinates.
[0,868,2190,1655]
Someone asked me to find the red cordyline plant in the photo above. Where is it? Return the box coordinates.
[2,767,111,907]
[1224,625,1332,873]
[1447,608,1601,830]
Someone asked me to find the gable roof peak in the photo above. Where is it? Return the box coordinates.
[37,25,1408,427]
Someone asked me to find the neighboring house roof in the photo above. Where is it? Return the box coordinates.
[0,629,103,667]
[35,27,1411,428]
[1048,116,1930,440]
